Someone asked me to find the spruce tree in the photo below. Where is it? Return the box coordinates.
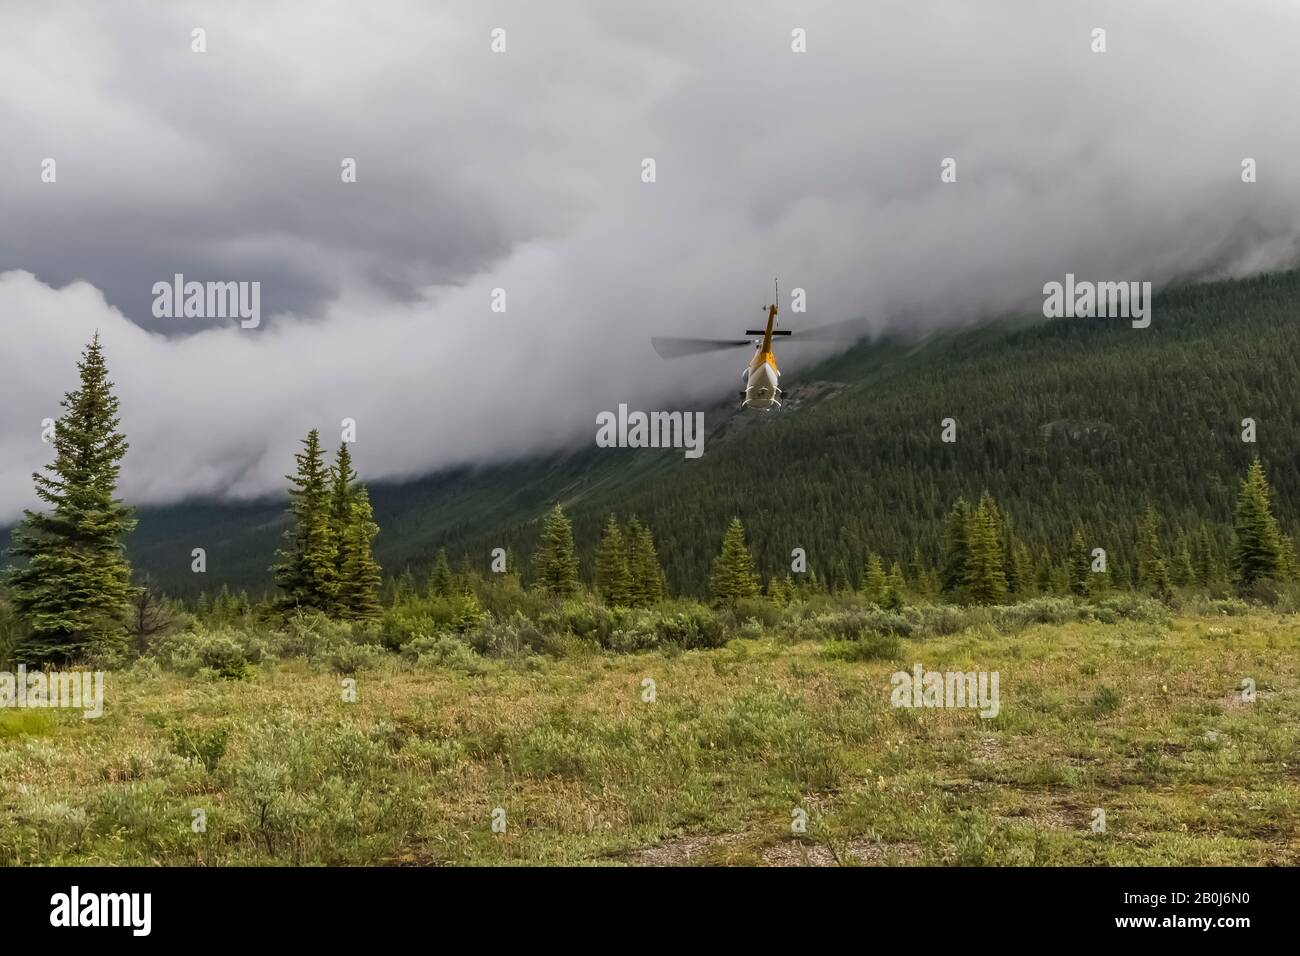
[428,548,453,598]
[330,443,357,527]
[625,518,665,606]
[1231,458,1284,593]
[337,486,383,620]
[327,442,357,614]
[910,547,929,590]
[940,497,972,599]
[7,334,136,663]
[272,429,338,612]
[594,515,632,605]
[322,442,383,619]
[1279,534,1299,582]
[455,553,483,595]
[215,583,234,620]
[766,575,788,605]
[396,566,417,601]
[534,504,580,595]
[885,561,906,610]
[1067,530,1091,597]
[1136,506,1173,601]
[710,517,759,605]
[1011,542,1034,597]
[862,552,888,604]
[1035,551,1055,595]
[833,560,851,595]
[639,525,666,604]
[964,494,1008,605]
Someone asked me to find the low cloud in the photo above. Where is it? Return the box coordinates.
[2,0,1299,521]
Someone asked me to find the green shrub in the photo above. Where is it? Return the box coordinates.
[903,603,971,636]
[449,592,488,632]
[992,597,1076,631]
[726,598,782,629]
[404,636,487,674]
[327,642,383,674]
[466,611,547,657]
[271,610,353,661]
[815,607,915,640]
[378,608,439,650]
[1090,594,1171,625]
[822,630,903,662]
[604,613,661,653]
[1209,597,1251,616]
[221,718,420,863]
[147,628,261,679]
[538,601,617,644]
[652,603,726,649]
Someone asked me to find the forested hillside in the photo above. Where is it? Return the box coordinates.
[120,269,1300,598]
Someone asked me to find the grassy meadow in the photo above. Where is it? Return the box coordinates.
[1,597,1297,867]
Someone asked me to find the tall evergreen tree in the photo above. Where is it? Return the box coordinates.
[327,442,358,615]
[1231,457,1284,593]
[627,520,665,606]
[832,560,851,595]
[634,522,665,606]
[337,486,382,620]
[861,552,888,604]
[940,497,972,599]
[1035,550,1055,595]
[1193,528,1216,587]
[1136,506,1173,601]
[1010,542,1035,597]
[427,548,453,598]
[885,561,906,610]
[766,574,789,605]
[594,515,632,605]
[272,429,338,612]
[964,494,1008,605]
[330,443,357,529]
[534,504,580,595]
[910,547,929,590]
[215,583,234,620]
[1067,529,1091,597]
[7,334,136,662]
[1279,534,1299,582]
[395,566,417,601]
[710,517,759,605]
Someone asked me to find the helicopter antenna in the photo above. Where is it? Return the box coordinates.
[774,277,779,314]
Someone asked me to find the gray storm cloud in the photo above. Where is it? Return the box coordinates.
[2,0,1300,521]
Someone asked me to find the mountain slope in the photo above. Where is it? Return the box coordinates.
[109,269,1300,596]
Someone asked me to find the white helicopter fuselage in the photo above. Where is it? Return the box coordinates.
[742,347,781,410]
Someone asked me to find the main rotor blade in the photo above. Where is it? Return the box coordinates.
[651,336,753,359]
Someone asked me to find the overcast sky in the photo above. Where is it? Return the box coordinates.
[2,0,1299,521]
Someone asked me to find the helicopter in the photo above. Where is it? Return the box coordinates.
[650,280,864,410]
